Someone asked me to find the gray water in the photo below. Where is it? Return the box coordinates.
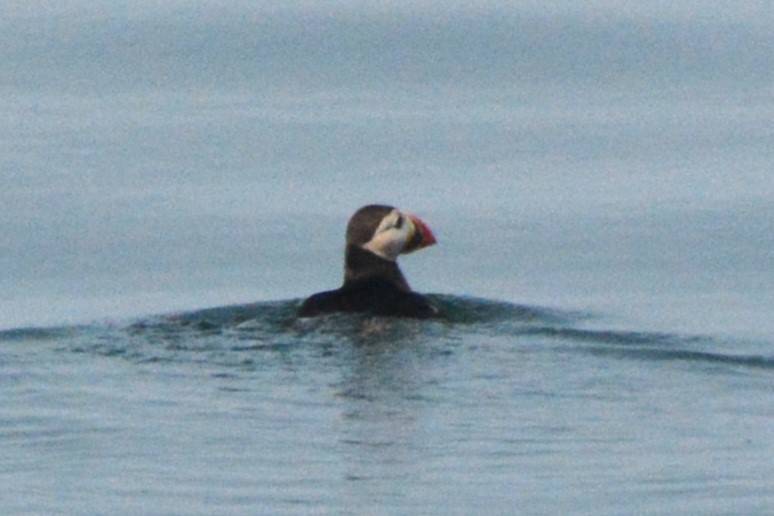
[2,2,773,514]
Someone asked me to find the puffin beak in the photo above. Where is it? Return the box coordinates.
[403,213,437,253]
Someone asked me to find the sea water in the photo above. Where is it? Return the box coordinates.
[1,3,773,514]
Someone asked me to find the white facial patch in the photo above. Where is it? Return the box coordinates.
[362,209,415,261]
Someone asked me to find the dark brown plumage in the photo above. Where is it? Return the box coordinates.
[299,204,438,318]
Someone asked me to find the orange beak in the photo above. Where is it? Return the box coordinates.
[404,213,436,253]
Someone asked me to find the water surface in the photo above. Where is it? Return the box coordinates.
[1,3,773,513]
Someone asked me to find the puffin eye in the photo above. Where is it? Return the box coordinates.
[394,214,404,230]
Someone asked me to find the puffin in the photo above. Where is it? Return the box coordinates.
[299,204,439,318]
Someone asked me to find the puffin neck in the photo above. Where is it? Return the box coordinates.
[343,244,411,292]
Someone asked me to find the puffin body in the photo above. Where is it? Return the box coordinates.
[299,204,438,318]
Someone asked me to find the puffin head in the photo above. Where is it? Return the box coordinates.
[345,204,436,262]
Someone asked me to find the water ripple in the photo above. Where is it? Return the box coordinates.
[2,296,771,373]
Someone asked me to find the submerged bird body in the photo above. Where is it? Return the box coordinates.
[299,204,438,318]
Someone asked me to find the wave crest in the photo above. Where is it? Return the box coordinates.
[2,296,771,372]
